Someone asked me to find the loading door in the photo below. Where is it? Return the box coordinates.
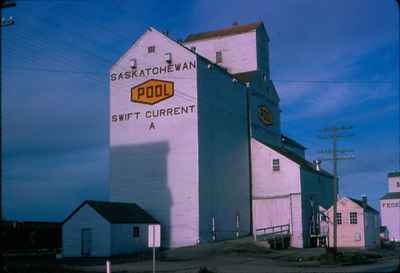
[81,228,92,256]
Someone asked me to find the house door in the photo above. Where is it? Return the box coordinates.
[81,228,92,256]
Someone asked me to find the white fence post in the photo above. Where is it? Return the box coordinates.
[106,260,111,273]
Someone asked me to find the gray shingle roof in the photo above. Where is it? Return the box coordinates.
[63,200,159,224]
[348,198,379,214]
[185,22,265,42]
[380,192,400,200]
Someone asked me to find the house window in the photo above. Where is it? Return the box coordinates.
[336,212,342,225]
[148,45,155,53]
[272,159,280,171]
[216,51,223,63]
[350,212,357,224]
[397,181,400,187]
[133,226,140,238]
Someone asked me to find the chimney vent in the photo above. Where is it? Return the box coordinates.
[361,195,367,207]
[313,160,321,171]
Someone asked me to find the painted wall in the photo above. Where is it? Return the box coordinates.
[250,138,304,247]
[251,139,301,196]
[380,198,400,241]
[197,57,251,242]
[109,29,199,248]
[184,26,280,147]
[63,204,111,257]
[111,224,148,255]
[327,198,365,248]
[327,197,379,248]
[388,175,400,193]
[184,31,257,75]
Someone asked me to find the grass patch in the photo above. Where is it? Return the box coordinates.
[221,242,272,255]
[302,251,383,266]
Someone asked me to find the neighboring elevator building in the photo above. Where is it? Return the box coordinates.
[380,172,400,241]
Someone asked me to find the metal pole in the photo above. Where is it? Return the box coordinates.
[236,214,240,239]
[106,260,111,273]
[152,226,155,273]
[396,1,400,267]
[332,127,337,252]
[152,247,155,273]
[212,216,216,241]
[397,0,400,171]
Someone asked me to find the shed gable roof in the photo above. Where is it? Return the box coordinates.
[63,200,159,224]
[348,197,379,214]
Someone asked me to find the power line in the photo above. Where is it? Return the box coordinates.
[397,0,400,171]
[273,80,394,84]
[317,125,354,254]
[2,65,396,86]
[3,12,397,86]
[3,66,104,75]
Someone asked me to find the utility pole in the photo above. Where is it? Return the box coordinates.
[396,0,400,171]
[0,0,16,224]
[395,2,400,271]
[318,126,354,253]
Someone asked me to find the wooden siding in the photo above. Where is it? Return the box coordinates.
[63,204,111,257]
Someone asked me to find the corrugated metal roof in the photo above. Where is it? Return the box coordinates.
[63,200,159,224]
[388,171,400,178]
[348,198,379,214]
[380,192,400,200]
[185,22,264,42]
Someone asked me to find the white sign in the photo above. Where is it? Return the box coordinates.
[148,224,161,248]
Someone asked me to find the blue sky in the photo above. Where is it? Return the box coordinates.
[1,0,399,221]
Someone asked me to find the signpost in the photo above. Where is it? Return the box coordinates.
[148,224,161,273]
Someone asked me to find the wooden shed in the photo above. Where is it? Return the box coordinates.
[62,200,159,257]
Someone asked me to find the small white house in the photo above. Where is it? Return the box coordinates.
[326,196,380,249]
[62,200,159,257]
[380,171,400,241]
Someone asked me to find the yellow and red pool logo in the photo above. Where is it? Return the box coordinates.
[258,105,273,126]
[131,79,174,105]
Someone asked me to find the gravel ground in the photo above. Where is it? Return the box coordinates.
[63,238,400,273]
